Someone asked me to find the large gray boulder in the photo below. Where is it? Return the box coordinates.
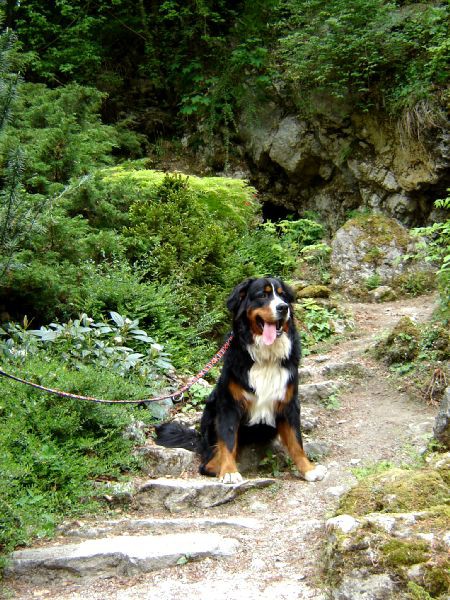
[330,213,432,292]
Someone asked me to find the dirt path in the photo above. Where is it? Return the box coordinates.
[5,295,439,600]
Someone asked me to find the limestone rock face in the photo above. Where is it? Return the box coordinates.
[238,104,450,229]
[268,116,320,175]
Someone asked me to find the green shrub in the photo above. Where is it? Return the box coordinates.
[1,167,329,368]
[296,298,349,351]
[2,312,173,382]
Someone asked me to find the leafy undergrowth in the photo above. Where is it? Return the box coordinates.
[375,317,449,404]
[0,312,172,570]
[325,454,450,599]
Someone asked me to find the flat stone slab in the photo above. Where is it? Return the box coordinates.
[134,477,276,512]
[59,517,261,539]
[5,533,239,583]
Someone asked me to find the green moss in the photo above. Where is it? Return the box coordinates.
[382,539,430,567]
[407,581,434,600]
[343,213,410,250]
[338,468,449,516]
[296,285,331,299]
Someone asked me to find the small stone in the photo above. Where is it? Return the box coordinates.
[251,558,266,570]
[136,445,198,478]
[298,380,340,404]
[350,459,361,466]
[326,515,360,534]
[322,362,370,378]
[326,486,349,498]
[314,355,331,363]
[365,514,397,533]
[249,501,269,512]
[304,441,331,460]
[332,573,396,599]
[367,286,397,303]
[407,563,425,582]
[302,415,319,433]
[123,420,147,444]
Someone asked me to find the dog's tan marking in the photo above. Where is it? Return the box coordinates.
[204,450,221,476]
[275,383,294,413]
[205,438,240,479]
[247,306,278,336]
[264,285,272,293]
[277,420,315,476]
[277,287,283,294]
[229,380,251,411]
[217,439,239,479]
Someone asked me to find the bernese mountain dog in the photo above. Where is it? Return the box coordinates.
[156,277,327,484]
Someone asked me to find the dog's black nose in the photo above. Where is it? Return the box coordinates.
[277,302,289,317]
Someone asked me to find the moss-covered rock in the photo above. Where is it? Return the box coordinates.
[374,316,421,365]
[338,466,448,515]
[324,456,450,599]
[296,284,331,299]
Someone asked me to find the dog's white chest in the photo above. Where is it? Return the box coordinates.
[245,334,291,427]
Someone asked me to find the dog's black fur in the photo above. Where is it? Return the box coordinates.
[156,277,320,481]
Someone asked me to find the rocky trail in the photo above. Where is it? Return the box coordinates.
[3,295,440,600]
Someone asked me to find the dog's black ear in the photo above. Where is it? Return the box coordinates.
[227,278,255,314]
[282,281,296,304]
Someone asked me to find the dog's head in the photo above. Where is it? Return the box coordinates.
[227,277,295,346]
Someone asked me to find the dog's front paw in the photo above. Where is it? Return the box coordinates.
[220,472,244,485]
[302,464,327,482]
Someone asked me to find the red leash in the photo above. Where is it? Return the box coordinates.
[0,334,234,405]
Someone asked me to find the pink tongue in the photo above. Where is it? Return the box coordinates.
[262,322,277,345]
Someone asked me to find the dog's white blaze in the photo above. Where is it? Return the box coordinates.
[246,333,292,426]
[269,284,290,321]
